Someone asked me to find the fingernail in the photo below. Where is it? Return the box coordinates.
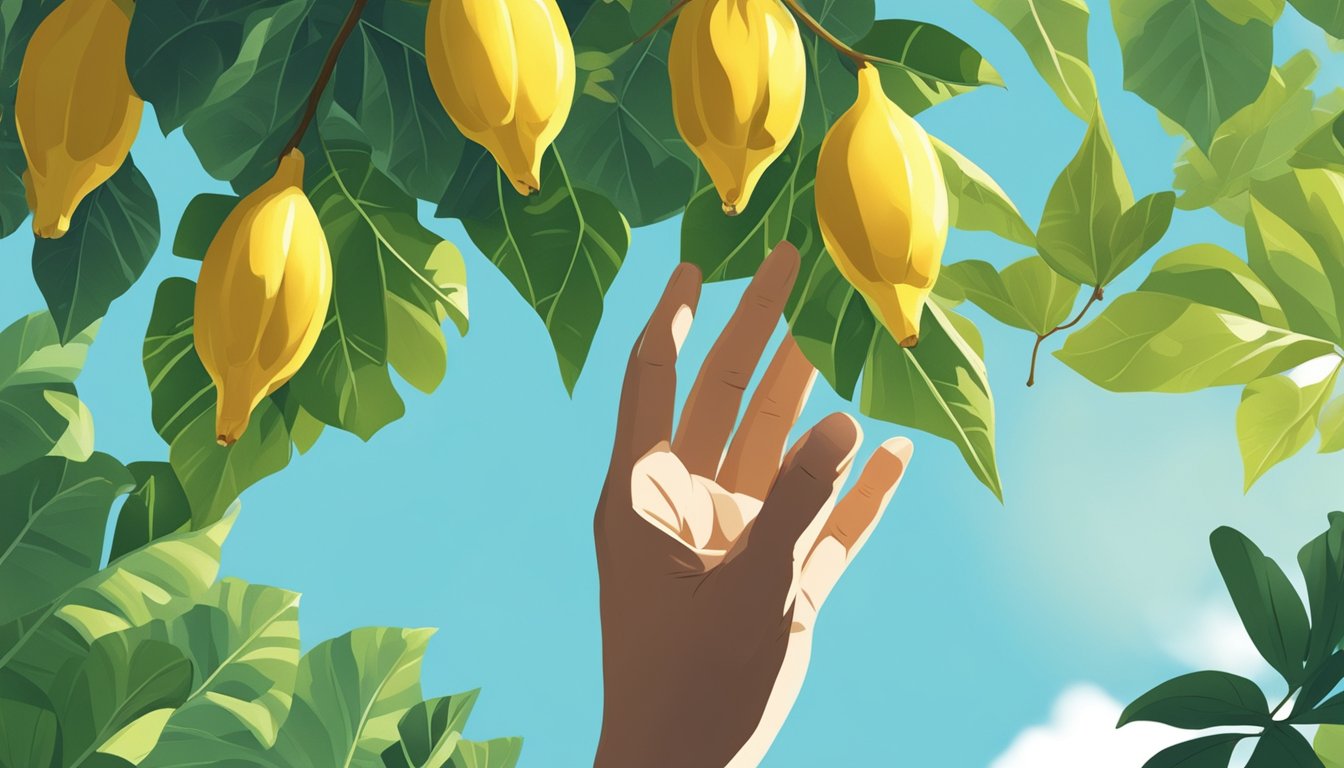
[671,305,693,353]
[881,437,914,466]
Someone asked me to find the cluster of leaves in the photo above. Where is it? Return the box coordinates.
[0,311,520,768]
[1120,513,1344,767]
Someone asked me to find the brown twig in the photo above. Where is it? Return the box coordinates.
[1027,286,1103,387]
[779,0,895,67]
[629,0,693,47]
[280,0,369,160]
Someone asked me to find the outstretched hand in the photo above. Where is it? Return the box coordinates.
[593,243,913,768]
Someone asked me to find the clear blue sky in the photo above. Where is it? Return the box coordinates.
[2,1,1342,765]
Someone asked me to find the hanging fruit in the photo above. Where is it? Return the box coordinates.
[424,0,576,195]
[815,65,948,347]
[15,0,144,239]
[194,149,332,446]
[668,0,805,216]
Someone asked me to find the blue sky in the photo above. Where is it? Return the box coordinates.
[2,1,1343,765]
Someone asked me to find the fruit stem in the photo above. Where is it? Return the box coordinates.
[629,0,694,46]
[1027,285,1103,387]
[779,0,886,67]
[279,0,369,161]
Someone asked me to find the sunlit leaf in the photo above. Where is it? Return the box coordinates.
[1237,357,1342,489]
[973,0,1095,119]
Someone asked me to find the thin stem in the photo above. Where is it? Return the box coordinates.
[280,0,369,160]
[629,0,693,47]
[1027,286,1103,387]
[779,0,888,66]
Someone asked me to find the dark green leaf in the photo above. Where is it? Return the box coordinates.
[457,150,628,392]
[1056,292,1335,393]
[1248,724,1323,767]
[855,19,1003,116]
[1286,0,1344,36]
[1140,733,1246,768]
[0,454,132,629]
[0,668,59,768]
[109,461,192,561]
[1211,526,1311,685]
[1119,670,1269,728]
[1297,651,1344,713]
[0,310,97,474]
[797,0,871,142]
[173,194,239,262]
[1111,0,1272,152]
[974,0,1096,119]
[31,156,159,343]
[381,691,480,768]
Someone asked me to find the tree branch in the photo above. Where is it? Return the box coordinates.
[779,0,892,67]
[629,0,693,47]
[280,0,369,161]
[1027,286,1103,387]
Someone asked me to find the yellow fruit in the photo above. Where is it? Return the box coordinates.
[668,0,805,215]
[425,0,576,195]
[194,149,332,446]
[815,65,947,347]
[16,0,143,238]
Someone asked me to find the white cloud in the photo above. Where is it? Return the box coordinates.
[990,685,1205,768]
[1161,602,1270,682]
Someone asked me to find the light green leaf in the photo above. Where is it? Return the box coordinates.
[0,454,133,627]
[43,390,93,463]
[266,627,433,768]
[1111,0,1272,152]
[1056,291,1336,392]
[1208,0,1285,22]
[0,312,98,473]
[1037,109,1134,285]
[1318,724,1344,766]
[973,0,1097,119]
[562,1,697,226]
[143,279,293,525]
[139,579,301,766]
[0,311,96,389]
[855,20,1004,116]
[1247,169,1344,344]
[1106,191,1176,282]
[1138,244,1286,325]
[932,138,1035,247]
[1291,111,1344,173]
[940,257,1081,335]
[1288,0,1344,36]
[1320,394,1344,453]
[448,738,523,768]
[380,692,479,768]
[50,633,192,768]
[31,155,160,343]
[457,149,629,393]
[1174,52,1341,222]
[1237,356,1342,489]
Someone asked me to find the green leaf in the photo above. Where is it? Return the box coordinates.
[128,0,349,187]
[562,1,697,227]
[1237,358,1342,489]
[1297,514,1344,678]
[1111,0,1272,152]
[1291,111,1344,173]
[861,302,1001,500]
[0,512,234,691]
[854,19,1003,116]
[142,279,293,525]
[1249,725,1324,767]
[0,454,133,627]
[973,0,1097,120]
[1287,0,1344,36]
[325,2,465,202]
[1137,244,1286,325]
[931,138,1035,247]
[940,257,1080,335]
[796,0,871,142]
[109,462,192,562]
[380,692,479,768]
[1174,52,1341,222]
[1317,725,1344,766]
[1119,670,1270,728]
[31,155,159,343]
[1037,109,1133,286]
[448,738,523,768]
[1140,733,1246,768]
[1247,170,1344,345]
[50,633,192,768]
[0,312,98,474]
[1056,292,1336,393]
[173,194,239,262]
[265,627,433,768]
[44,391,94,464]
[1320,394,1344,453]
[457,150,629,393]
[1107,191,1176,283]
[0,668,60,768]
[0,311,95,389]
[1211,526,1311,686]
[139,579,301,767]
[1208,0,1285,22]
[1298,651,1344,713]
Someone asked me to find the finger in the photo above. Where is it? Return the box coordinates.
[611,263,701,471]
[673,243,801,477]
[733,413,861,576]
[797,438,912,617]
[717,334,816,497]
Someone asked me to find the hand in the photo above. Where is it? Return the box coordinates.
[593,243,913,767]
